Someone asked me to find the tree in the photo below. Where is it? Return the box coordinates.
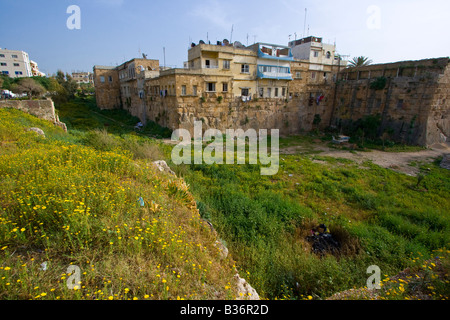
[11,78,45,99]
[63,73,78,98]
[348,56,373,68]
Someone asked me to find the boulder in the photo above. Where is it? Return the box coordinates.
[152,160,176,176]
[28,127,45,138]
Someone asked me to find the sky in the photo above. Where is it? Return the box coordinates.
[1,0,449,76]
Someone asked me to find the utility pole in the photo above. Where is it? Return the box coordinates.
[163,47,166,69]
[303,8,307,38]
[230,25,234,43]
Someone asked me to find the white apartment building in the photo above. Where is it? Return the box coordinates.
[0,48,45,78]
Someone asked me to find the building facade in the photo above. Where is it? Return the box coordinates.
[72,72,94,85]
[0,48,33,78]
[93,37,344,136]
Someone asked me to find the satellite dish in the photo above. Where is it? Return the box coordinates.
[233,41,244,48]
[142,53,147,59]
[223,39,230,45]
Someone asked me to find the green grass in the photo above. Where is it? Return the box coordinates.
[172,145,450,299]
[0,107,238,300]
[3,96,447,301]
[56,96,172,138]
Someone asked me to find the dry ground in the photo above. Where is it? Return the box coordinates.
[281,141,450,176]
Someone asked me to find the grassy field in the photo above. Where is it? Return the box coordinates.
[1,97,448,300]
[178,149,449,299]
[0,107,238,300]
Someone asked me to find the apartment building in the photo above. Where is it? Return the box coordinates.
[72,72,94,85]
[289,36,346,82]
[30,60,45,77]
[94,37,342,134]
[0,48,33,78]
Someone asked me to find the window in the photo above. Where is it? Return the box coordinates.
[205,60,210,68]
[313,51,319,58]
[295,71,302,79]
[14,63,19,67]
[258,87,264,98]
[181,85,186,95]
[222,83,228,92]
[311,72,316,80]
[241,88,249,96]
[100,76,105,83]
[275,88,279,97]
[12,54,18,58]
[0,54,4,57]
[326,51,331,59]
[282,87,286,97]
[397,99,404,109]
[108,76,113,82]
[0,63,6,66]
[2,71,9,75]
[15,71,23,75]
[267,88,272,98]
[223,60,230,69]
[193,85,198,96]
[241,64,249,73]
[206,82,216,92]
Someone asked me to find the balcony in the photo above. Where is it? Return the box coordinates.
[203,64,219,69]
[257,47,293,62]
[257,65,292,80]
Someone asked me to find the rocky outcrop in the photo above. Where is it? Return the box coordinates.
[28,127,46,137]
[152,160,176,175]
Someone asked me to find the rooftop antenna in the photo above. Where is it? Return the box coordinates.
[247,33,249,46]
[294,32,297,40]
[207,32,209,43]
[253,35,257,44]
[163,47,166,68]
[230,24,234,43]
[288,34,292,41]
[303,8,307,38]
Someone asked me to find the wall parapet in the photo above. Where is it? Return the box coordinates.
[0,99,67,132]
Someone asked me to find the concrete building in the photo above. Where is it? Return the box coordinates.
[93,38,340,136]
[30,60,45,77]
[289,36,346,82]
[72,72,94,85]
[0,48,33,78]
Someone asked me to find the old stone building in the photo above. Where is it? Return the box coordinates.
[333,57,450,146]
[93,65,121,109]
[93,36,343,136]
[93,35,448,146]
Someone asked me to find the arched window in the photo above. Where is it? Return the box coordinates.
[326,51,331,59]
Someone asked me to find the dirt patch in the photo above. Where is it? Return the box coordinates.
[282,142,450,176]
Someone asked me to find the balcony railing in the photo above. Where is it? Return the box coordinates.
[204,65,219,69]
